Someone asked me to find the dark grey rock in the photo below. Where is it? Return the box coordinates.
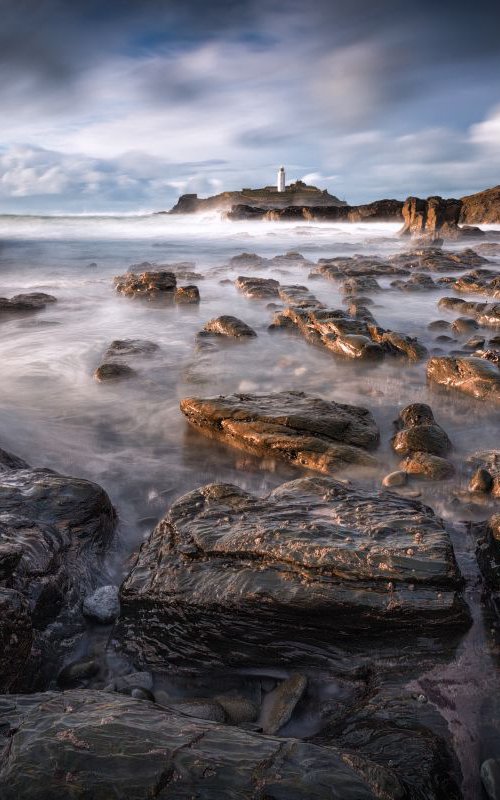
[260,673,307,734]
[0,688,454,799]
[82,585,120,624]
[115,476,468,674]
[0,451,116,690]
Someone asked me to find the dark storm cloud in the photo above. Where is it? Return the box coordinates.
[3,0,500,94]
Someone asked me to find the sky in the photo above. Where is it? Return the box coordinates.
[0,0,499,213]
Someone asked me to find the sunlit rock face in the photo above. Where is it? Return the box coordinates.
[427,356,500,402]
[400,196,483,240]
[179,391,381,473]
[270,306,428,362]
[115,475,468,673]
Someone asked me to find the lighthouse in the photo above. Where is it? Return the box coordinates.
[277,166,286,192]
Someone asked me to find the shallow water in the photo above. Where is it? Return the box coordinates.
[0,214,499,796]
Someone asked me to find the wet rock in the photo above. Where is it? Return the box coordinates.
[348,294,375,305]
[271,306,427,362]
[0,589,32,692]
[168,699,226,723]
[400,452,455,481]
[311,255,409,280]
[342,276,382,295]
[57,657,100,689]
[179,391,380,474]
[115,672,154,694]
[130,687,155,702]
[94,340,159,382]
[449,269,500,299]
[438,297,500,329]
[464,335,486,350]
[451,317,479,335]
[467,451,500,496]
[115,475,468,673]
[175,285,200,304]
[114,270,176,299]
[93,362,137,382]
[427,356,500,402]
[391,404,452,458]
[278,284,322,308]
[481,758,500,800]
[235,276,280,299]
[435,334,455,343]
[200,315,257,338]
[346,302,377,324]
[468,468,493,494]
[477,514,500,592]
[0,688,446,799]
[382,470,408,488]
[82,585,120,624]
[104,339,159,359]
[228,252,268,269]
[395,246,487,272]
[0,292,57,316]
[260,674,307,735]
[0,449,116,690]
[391,273,439,292]
[215,693,259,725]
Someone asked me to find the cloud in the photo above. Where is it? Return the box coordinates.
[0,0,499,211]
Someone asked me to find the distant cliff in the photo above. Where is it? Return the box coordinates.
[165,183,500,226]
[168,180,347,213]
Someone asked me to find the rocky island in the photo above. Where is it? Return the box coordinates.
[165,179,500,232]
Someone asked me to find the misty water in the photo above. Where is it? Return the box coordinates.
[0,213,499,797]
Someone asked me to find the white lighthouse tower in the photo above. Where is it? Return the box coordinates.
[277,166,286,192]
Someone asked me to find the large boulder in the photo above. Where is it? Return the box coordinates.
[0,689,461,800]
[427,356,500,402]
[0,447,116,690]
[115,475,468,673]
[179,391,380,473]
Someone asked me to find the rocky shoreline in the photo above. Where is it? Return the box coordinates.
[0,229,499,798]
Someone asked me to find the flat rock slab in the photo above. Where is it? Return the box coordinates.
[311,255,409,279]
[427,356,500,402]
[235,276,280,299]
[180,390,380,473]
[0,689,453,800]
[0,447,116,690]
[391,246,488,272]
[278,284,322,308]
[115,476,468,673]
